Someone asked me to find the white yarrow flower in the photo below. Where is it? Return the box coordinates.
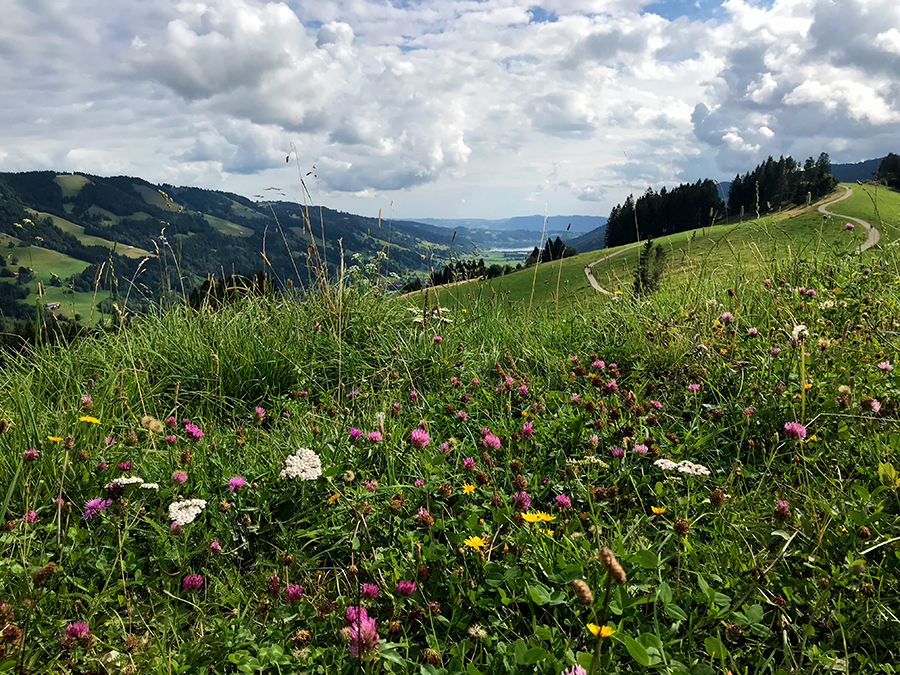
[653,459,678,471]
[112,476,145,487]
[168,499,207,526]
[281,448,323,481]
[140,483,159,490]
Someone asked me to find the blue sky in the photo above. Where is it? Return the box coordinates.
[0,0,898,220]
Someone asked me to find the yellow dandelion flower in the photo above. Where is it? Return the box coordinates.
[521,512,542,523]
[79,416,101,424]
[614,290,623,295]
[327,493,340,503]
[463,535,487,549]
[651,506,666,515]
[579,512,588,520]
[462,483,475,494]
[536,511,556,522]
[587,624,615,638]
[538,528,554,536]
[803,382,813,390]
[808,434,818,442]
[47,436,62,442]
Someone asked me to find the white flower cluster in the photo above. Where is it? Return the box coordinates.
[280,447,322,481]
[653,459,711,476]
[567,456,609,471]
[113,476,145,487]
[168,499,207,526]
[140,483,159,490]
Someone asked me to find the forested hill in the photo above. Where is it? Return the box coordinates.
[0,171,489,319]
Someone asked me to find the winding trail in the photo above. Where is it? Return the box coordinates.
[817,184,880,253]
[584,185,881,293]
[583,242,642,294]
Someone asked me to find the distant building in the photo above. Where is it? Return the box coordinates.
[43,302,61,310]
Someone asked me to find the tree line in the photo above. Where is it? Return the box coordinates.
[727,153,837,218]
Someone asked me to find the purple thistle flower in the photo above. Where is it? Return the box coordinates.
[555,494,572,509]
[360,583,380,599]
[511,492,531,511]
[396,580,416,596]
[166,416,177,428]
[228,476,247,492]
[410,428,429,448]
[182,574,203,591]
[285,584,304,603]
[784,422,807,440]
[82,498,111,520]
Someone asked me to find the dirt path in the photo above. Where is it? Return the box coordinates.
[584,242,643,294]
[818,185,881,253]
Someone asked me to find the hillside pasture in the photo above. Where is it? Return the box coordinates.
[203,214,254,237]
[28,210,154,259]
[53,173,91,198]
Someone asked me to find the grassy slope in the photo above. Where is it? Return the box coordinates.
[203,214,254,237]
[28,210,154,259]
[53,173,91,198]
[825,182,900,243]
[421,189,872,309]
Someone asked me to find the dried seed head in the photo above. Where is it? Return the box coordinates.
[598,547,626,585]
[32,562,57,586]
[709,488,726,508]
[673,518,690,535]
[0,418,9,435]
[64,435,75,450]
[857,526,871,540]
[421,648,441,665]
[572,579,593,605]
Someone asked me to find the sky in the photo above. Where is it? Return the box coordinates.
[1,1,899,221]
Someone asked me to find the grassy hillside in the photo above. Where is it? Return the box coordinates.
[1,242,899,672]
[825,182,900,242]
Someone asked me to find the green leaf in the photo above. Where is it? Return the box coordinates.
[745,604,764,624]
[631,549,659,569]
[514,639,527,665]
[618,634,651,667]
[666,603,688,621]
[378,647,408,667]
[704,636,727,659]
[522,647,549,665]
[528,584,551,605]
[657,581,673,606]
[576,652,594,670]
[466,664,483,675]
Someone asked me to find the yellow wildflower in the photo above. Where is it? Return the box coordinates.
[79,416,101,424]
[614,290,623,295]
[521,512,542,523]
[462,483,475,495]
[536,511,556,522]
[587,624,615,638]
[47,436,62,442]
[327,493,340,503]
[651,506,666,515]
[538,528,554,536]
[463,536,487,550]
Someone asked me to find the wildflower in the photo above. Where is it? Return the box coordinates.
[23,510,37,523]
[877,361,893,371]
[743,406,756,416]
[462,483,475,494]
[366,430,382,443]
[774,500,790,520]
[748,327,758,336]
[47,436,62,442]
[365,480,377,492]
[117,461,132,471]
[209,539,221,552]
[81,394,94,410]
[720,312,734,323]
[456,410,468,421]
[648,400,663,409]
[396,580,416,595]
[97,462,108,470]
[254,407,266,424]
[555,494,572,509]
[228,476,246,492]
[349,427,363,439]
[168,499,207,526]
[482,434,501,450]
[414,478,424,487]
[587,434,599,448]
[784,422,807,440]
[791,325,809,342]
[605,379,618,392]
[468,624,487,640]
[360,583,380,599]
[342,606,380,658]
[83,498,112,520]
[267,574,281,597]
[598,547,626,584]
[184,423,203,443]
[562,666,588,675]
[632,444,648,455]
[592,360,605,368]
[587,624,615,638]
[281,448,322,480]
[517,384,529,397]
[846,222,854,229]
[610,446,624,459]
[24,448,38,461]
[522,511,555,523]
[79,416,101,424]
[463,535,487,550]
[283,584,303,603]
[172,472,187,483]
[410,428,429,448]
[771,348,781,355]
[328,493,340,503]
[511,491,531,511]
[166,416,177,428]
[687,383,700,393]
[65,622,90,639]
[673,517,690,535]
[182,574,203,591]
[520,422,534,438]
[651,506,666,514]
